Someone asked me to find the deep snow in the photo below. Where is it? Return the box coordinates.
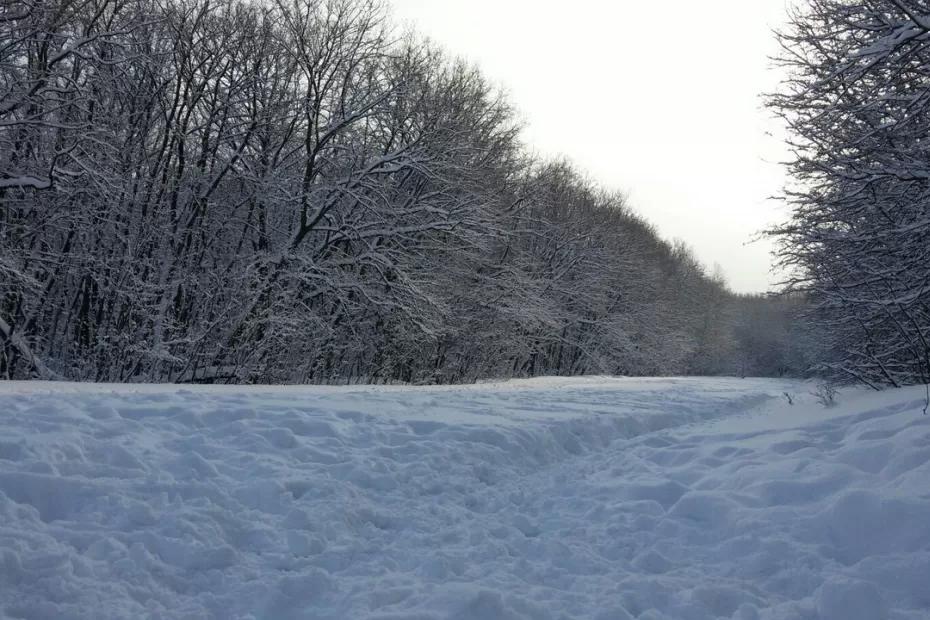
[0,377,928,620]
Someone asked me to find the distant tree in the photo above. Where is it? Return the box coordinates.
[729,293,813,378]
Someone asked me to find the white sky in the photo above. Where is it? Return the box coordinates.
[388,0,794,294]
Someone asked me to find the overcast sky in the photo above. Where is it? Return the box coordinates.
[388,0,794,293]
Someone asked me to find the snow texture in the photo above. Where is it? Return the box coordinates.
[0,377,928,619]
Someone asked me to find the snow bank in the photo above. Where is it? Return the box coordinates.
[0,377,928,619]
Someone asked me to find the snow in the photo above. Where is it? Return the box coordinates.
[1,377,929,619]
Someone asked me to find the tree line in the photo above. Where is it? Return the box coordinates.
[1,0,802,383]
[770,0,930,388]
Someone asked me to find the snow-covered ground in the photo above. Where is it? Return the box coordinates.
[1,377,929,620]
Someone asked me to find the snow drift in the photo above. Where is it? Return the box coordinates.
[0,377,928,619]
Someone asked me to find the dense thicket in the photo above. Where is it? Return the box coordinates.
[770,0,930,387]
[1,0,796,383]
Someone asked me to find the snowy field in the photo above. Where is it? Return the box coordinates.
[1,377,929,620]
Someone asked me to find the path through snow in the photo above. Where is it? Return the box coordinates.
[1,377,928,619]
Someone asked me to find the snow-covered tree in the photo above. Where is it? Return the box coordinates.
[769,0,930,387]
[1,0,794,383]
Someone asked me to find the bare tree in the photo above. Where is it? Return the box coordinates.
[769,0,930,387]
[1,0,792,384]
